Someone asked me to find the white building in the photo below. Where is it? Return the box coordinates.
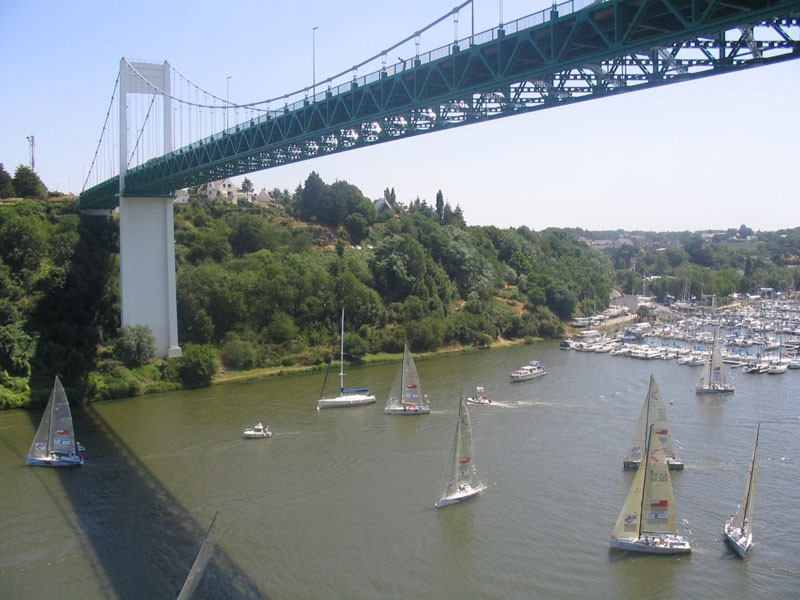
[197,179,237,202]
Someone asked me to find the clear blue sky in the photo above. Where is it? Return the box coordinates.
[1,0,798,232]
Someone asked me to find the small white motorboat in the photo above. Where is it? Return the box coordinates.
[243,422,272,438]
[466,386,491,405]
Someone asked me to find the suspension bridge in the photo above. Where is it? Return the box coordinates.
[76,0,800,357]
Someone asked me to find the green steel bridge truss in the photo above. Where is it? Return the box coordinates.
[79,0,800,210]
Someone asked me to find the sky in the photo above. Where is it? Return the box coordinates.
[1,0,798,233]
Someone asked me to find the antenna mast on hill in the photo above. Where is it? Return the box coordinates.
[26,135,35,172]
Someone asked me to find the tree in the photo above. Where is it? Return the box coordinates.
[176,343,218,387]
[241,177,254,194]
[12,165,47,199]
[113,324,156,367]
[435,190,444,222]
[0,164,14,198]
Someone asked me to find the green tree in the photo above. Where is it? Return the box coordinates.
[113,324,156,367]
[229,214,272,257]
[435,190,444,222]
[12,165,47,199]
[0,212,48,274]
[241,177,254,194]
[0,164,14,198]
[176,343,218,388]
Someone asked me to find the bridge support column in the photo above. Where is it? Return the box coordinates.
[119,196,181,358]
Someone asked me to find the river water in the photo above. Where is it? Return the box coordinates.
[0,342,798,599]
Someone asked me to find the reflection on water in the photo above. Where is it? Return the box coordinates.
[0,342,798,598]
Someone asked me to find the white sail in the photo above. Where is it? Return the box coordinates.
[640,426,679,537]
[725,423,760,556]
[696,330,734,394]
[435,397,484,508]
[385,343,429,414]
[611,424,690,554]
[623,375,682,470]
[26,376,83,467]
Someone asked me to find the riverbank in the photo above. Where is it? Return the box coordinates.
[212,336,533,386]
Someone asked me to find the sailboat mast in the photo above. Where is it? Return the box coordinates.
[339,309,345,391]
[741,423,760,526]
[400,343,406,403]
[637,424,654,538]
[46,379,57,454]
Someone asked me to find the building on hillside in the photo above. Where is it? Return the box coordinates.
[373,195,395,213]
[254,188,276,206]
[174,189,190,204]
[197,179,237,203]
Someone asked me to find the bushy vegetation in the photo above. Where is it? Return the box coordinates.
[5,169,795,407]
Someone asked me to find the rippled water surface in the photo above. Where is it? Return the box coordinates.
[1,342,798,598]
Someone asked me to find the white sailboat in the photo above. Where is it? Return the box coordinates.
[610,424,692,555]
[435,397,486,508]
[385,342,429,414]
[317,309,376,409]
[623,375,684,471]
[26,375,84,467]
[725,423,760,557]
[696,330,735,394]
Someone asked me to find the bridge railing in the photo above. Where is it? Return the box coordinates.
[169,0,600,158]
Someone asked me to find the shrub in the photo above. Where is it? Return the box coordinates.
[177,344,218,388]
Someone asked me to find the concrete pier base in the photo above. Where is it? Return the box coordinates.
[119,196,181,358]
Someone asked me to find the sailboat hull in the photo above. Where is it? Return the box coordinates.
[610,536,691,555]
[623,459,684,471]
[384,405,430,415]
[695,385,735,394]
[724,518,752,557]
[318,393,376,409]
[435,484,484,509]
[25,454,83,467]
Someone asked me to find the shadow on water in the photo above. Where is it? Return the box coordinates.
[19,210,266,597]
[63,405,266,598]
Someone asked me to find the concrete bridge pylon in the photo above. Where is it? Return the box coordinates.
[119,59,181,358]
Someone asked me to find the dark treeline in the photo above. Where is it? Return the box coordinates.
[5,171,795,407]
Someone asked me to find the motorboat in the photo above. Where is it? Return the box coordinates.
[243,422,272,438]
[509,360,546,382]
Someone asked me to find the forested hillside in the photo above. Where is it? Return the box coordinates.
[0,173,614,406]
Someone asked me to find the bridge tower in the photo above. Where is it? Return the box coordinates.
[118,59,181,358]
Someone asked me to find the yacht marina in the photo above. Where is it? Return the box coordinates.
[562,298,800,374]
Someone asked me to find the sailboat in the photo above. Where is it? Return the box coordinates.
[435,396,486,508]
[177,511,219,600]
[317,309,376,409]
[384,342,430,414]
[696,330,735,394]
[623,375,684,471]
[610,424,692,554]
[26,375,84,467]
[725,423,760,557]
